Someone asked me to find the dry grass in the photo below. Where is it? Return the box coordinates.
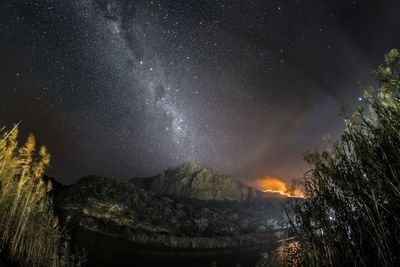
[0,125,84,267]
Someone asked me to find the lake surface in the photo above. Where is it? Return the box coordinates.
[74,229,281,267]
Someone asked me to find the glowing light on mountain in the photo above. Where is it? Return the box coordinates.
[257,177,302,198]
[259,177,288,192]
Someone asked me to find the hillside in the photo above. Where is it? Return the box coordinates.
[54,163,289,249]
[130,162,275,201]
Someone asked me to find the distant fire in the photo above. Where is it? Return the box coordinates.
[257,177,302,198]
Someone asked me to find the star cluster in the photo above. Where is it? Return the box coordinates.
[1,0,400,184]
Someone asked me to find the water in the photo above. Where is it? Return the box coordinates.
[74,229,281,267]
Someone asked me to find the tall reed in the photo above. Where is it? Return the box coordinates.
[0,125,84,267]
[277,49,400,266]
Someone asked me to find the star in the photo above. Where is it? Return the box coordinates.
[1,0,398,186]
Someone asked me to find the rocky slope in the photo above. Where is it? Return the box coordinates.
[130,162,265,201]
[54,163,289,249]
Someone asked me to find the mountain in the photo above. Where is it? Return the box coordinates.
[130,162,265,201]
[54,163,289,249]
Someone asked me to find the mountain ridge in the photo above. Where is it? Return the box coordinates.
[53,162,289,249]
[129,162,278,201]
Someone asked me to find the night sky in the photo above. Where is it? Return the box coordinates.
[1,0,400,185]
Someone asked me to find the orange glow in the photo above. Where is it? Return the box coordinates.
[257,177,302,198]
[259,177,288,192]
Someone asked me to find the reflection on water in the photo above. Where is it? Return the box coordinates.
[74,229,281,267]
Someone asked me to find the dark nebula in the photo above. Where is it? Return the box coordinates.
[1,0,400,184]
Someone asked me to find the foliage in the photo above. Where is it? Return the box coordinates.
[0,125,84,267]
[279,49,400,266]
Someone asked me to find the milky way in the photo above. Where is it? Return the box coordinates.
[1,0,400,185]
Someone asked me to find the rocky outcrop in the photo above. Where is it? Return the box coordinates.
[130,162,266,202]
[54,163,288,249]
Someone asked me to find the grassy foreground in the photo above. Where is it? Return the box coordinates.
[0,125,84,267]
